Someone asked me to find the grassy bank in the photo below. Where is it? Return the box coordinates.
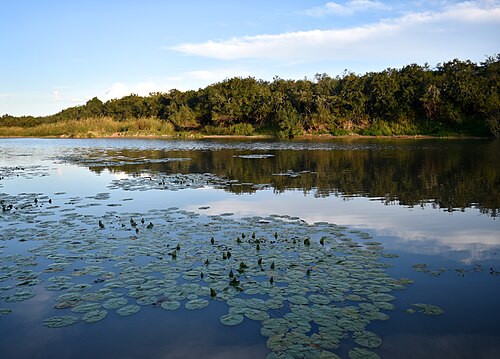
[0,117,177,138]
[0,116,492,139]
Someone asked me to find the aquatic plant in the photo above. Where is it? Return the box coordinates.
[0,190,447,357]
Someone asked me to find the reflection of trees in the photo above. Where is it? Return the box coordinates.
[81,140,500,216]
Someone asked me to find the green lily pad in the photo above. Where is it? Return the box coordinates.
[43,315,79,328]
[83,309,108,323]
[288,295,309,305]
[117,304,141,316]
[353,330,382,348]
[411,303,444,315]
[102,297,128,310]
[5,290,36,302]
[185,299,209,310]
[71,302,102,313]
[309,294,331,305]
[220,313,244,326]
[241,307,270,321]
[136,296,158,306]
[161,300,181,311]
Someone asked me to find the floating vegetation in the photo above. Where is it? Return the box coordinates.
[272,169,316,178]
[0,308,12,318]
[0,189,444,357]
[234,154,274,159]
[353,330,382,348]
[117,305,141,317]
[102,297,128,310]
[220,312,244,326]
[0,165,52,188]
[160,301,180,311]
[43,315,79,328]
[82,309,108,323]
[4,290,35,303]
[107,172,269,192]
[185,299,209,310]
[57,153,191,168]
[71,302,102,314]
[412,263,447,276]
[410,303,444,315]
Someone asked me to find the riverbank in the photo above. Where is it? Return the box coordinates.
[1,113,495,139]
[0,132,491,140]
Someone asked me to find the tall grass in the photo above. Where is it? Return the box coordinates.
[202,123,255,136]
[0,117,176,137]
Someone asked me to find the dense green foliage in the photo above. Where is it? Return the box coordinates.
[2,56,500,137]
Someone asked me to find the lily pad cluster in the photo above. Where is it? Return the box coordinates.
[272,170,317,178]
[107,172,269,192]
[0,165,51,188]
[412,262,485,277]
[57,151,191,168]
[234,154,275,159]
[0,190,417,358]
[407,303,444,316]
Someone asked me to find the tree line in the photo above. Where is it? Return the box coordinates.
[2,55,499,137]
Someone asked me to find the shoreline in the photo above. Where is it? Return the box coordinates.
[0,133,493,140]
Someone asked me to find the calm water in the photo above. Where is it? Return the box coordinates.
[0,138,499,359]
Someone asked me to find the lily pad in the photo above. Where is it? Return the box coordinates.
[185,299,209,310]
[136,296,158,306]
[241,307,270,321]
[117,304,141,316]
[82,309,108,323]
[309,294,331,305]
[43,315,79,328]
[103,297,128,310]
[411,303,444,315]
[220,313,244,326]
[5,290,35,302]
[71,302,102,313]
[353,330,382,348]
[160,300,181,311]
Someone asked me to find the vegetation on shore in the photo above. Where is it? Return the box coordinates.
[2,56,499,138]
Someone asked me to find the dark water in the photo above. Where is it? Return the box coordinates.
[0,138,499,359]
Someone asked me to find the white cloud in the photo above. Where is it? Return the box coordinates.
[172,1,500,63]
[100,68,253,101]
[52,90,61,101]
[0,93,14,99]
[185,68,252,82]
[50,87,87,105]
[101,81,170,101]
[304,0,389,17]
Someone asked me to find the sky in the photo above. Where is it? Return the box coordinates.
[1,0,499,117]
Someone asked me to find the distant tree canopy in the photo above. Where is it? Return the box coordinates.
[2,56,500,137]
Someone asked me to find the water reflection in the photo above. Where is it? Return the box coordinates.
[183,191,499,263]
[55,139,500,217]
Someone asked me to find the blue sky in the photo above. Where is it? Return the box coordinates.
[1,0,499,116]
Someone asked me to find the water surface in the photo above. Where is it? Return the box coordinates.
[0,138,499,359]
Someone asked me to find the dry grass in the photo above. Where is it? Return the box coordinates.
[0,117,176,137]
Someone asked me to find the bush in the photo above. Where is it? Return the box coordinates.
[203,123,254,136]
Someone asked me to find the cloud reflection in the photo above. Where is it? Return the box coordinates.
[186,191,500,262]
